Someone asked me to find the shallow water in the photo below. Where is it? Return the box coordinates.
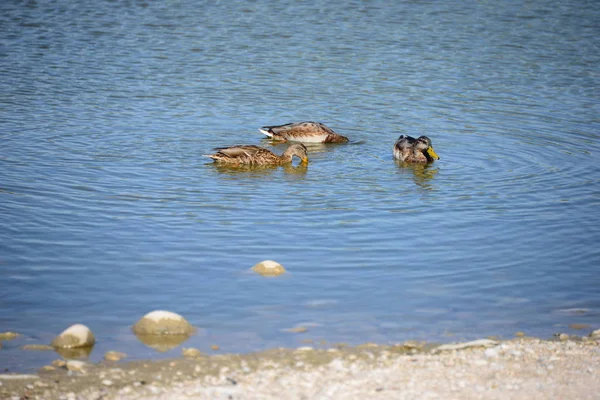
[1,0,599,372]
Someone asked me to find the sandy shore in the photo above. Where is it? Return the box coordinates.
[1,336,599,400]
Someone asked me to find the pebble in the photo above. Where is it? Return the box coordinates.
[102,379,113,386]
[484,348,499,358]
[182,348,203,358]
[402,340,421,349]
[66,360,88,373]
[105,351,127,361]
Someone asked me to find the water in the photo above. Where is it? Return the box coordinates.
[1,0,599,372]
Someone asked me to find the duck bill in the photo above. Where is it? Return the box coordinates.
[301,157,309,165]
[427,146,440,160]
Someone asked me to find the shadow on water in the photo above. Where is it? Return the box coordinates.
[394,160,439,189]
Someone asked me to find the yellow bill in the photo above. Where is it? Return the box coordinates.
[427,146,440,160]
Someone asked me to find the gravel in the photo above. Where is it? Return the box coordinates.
[2,338,599,400]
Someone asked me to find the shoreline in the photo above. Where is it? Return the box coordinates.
[1,334,599,400]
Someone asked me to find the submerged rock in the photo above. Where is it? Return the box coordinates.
[182,347,203,358]
[51,324,95,349]
[104,351,127,361]
[22,344,54,351]
[284,326,308,333]
[251,260,286,277]
[569,324,590,330]
[0,332,19,341]
[132,310,194,335]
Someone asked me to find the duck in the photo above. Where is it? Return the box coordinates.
[393,135,440,163]
[205,143,309,165]
[259,121,349,143]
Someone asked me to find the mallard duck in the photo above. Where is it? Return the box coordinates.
[393,135,440,163]
[205,143,309,165]
[259,121,349,143]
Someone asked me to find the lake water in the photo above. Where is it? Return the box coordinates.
[1,0,599,372]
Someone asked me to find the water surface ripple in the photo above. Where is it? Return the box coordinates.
[1,0,599,372]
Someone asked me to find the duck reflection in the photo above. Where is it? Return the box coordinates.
[260,139,349,155]
[210,160,308,177]
[395,160,438,189]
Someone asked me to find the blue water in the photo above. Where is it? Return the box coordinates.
[1,0,599,372]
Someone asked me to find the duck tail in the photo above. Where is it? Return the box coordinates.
[259,127,274,138]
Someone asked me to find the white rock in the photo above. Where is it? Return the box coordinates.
[433,339,499,353]
[251,260,286,277]
[51,324,95,348]
[132,310,193,335]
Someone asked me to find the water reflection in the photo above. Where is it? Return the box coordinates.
[259,139,350,154]
[55,346,93,360]
[395,161,439,189]
[209,162,308,177]
[135,333,190,353]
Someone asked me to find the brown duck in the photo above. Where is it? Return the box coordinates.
[259,121,349,143]
[393,135,440,163]
[205,144,309,166]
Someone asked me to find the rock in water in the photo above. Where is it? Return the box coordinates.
[51,324,95,348]
[132,310,194,335]
[251,260,286,277]
[104,351,127,361]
